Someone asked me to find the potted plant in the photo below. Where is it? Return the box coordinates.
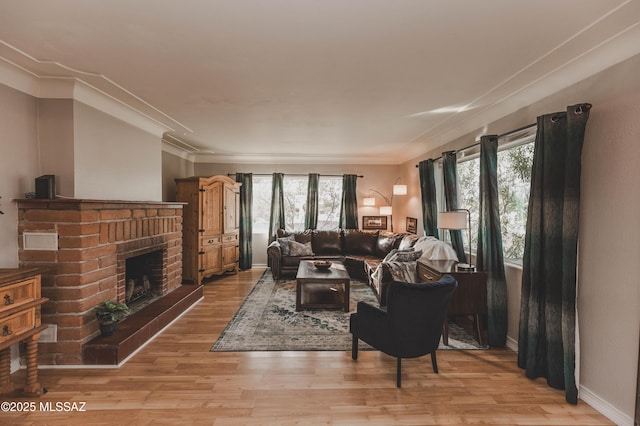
[94,300,131,336]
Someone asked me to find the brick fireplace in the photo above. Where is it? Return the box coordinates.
[16,199,194,365]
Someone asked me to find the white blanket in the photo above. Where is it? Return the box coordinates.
[412,236,458,261]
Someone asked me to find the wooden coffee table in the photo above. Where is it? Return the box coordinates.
[296,260,351,312]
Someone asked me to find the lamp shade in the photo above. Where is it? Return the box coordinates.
[379,206,393,215]
[393,184,407,195]
[363,197,376,206]
[438,211,468,230]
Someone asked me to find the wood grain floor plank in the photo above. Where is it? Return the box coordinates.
[2,268,614,425]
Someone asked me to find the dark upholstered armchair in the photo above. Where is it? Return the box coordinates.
[350,275,458,387]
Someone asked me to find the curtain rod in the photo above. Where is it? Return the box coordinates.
[415,122,536,167]
[227,173,364,178]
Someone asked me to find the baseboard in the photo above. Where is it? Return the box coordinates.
[252,263,268,268]
[506,335,518,352]
[502,337,630,425]
[579,385,634,426]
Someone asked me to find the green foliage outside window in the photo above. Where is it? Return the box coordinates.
[252,176,273,234]
[283,176,308,231]
[317,177,342,230]
[457,141,534,262]
[497,143,534,260]
[252,175,343,234]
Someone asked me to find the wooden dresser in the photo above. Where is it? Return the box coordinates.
[417,259,487,346]
[175,175,241,284]
[0,268,48,396]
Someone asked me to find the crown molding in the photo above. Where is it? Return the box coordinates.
[161,139,196,162]
[38,77,75,98]
[0,57,40,97]
[72,79,171,137]
[1,52,174,138]
[191,152,402,165]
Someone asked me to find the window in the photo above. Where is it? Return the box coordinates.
[317,176,342,230]
[251,174,344,234]
[497,140,534,261]
[283,175,308,232]
[457,154,480,255]
[455,132,535,262]
[252,175,273,234]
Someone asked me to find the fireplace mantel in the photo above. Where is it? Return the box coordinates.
[16,198,186,209]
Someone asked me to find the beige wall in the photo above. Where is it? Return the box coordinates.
[162,151,195,202]
[73,102,163,201]
[0,84,39,267]
[38,99,75,197]
[399,54,640,422]
[578,86,640,418]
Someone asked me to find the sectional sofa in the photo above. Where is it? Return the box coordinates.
[267,228,458,304]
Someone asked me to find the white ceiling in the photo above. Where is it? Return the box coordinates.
[1,0,639,164]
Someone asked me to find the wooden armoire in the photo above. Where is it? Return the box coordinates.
[175,175,241,284]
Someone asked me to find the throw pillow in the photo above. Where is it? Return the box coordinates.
[383,248,400,262]
[288,240,314,257]
[383,248,422,262]
[277,237,292,256]
[383,261,418,283]
[395,249,423,262]
[375,232,402,258]
[398,234,419,250]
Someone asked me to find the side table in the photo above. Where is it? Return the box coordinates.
[417,259,487,346]
[0,268,48,396]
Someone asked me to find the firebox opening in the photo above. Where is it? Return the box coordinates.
[125,250,163,312]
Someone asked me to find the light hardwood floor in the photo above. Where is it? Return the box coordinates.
[5,268,613,425]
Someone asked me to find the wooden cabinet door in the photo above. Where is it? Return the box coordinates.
[200,244,222,280]
[223,183,238,234]
[200,181,222,237]
[222,244,237,269]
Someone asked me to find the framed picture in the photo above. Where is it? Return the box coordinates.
[406,217,417,234]
[362,215,388,230]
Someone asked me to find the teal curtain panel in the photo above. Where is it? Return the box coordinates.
[339,174,359,229]
[268,173,285,242]
[477,136,507,347]
[518,103,592,404]
[442,151,467,263]
[418,159,439,238]
[305,173,319,230]
[235,173,253,270]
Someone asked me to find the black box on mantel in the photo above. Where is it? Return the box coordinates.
[35,175,56,199]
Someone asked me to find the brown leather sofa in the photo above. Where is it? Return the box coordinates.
[267,229,414,301]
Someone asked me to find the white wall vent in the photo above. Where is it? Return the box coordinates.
[39,324,57,342]
[23,232,58,251]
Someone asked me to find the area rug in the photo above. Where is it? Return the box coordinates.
[211,270,484,352]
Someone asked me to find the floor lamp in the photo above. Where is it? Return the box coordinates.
[365,178,407,232]
[438,209,474,271]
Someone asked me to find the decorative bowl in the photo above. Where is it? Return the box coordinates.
[313,260,332,270]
